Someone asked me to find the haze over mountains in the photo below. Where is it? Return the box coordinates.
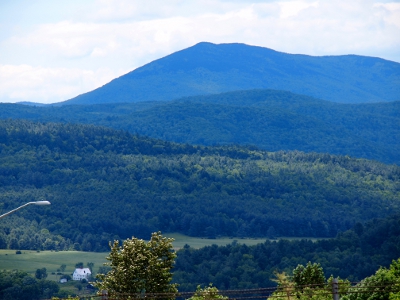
[3,89,400,165]
[2,42,399,165]
[60,42,400,105]
[1,41,400,293]
[0,42,398,202]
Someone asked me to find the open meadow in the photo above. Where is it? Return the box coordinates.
[165,233,271,249]
[0,250,107,281]
[0,234,326,280]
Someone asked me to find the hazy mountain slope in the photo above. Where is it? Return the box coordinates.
[60,42,400,105]
[178,90,400,157]
[1,90,399,164]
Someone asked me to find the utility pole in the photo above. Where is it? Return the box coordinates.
[332,278,339,300]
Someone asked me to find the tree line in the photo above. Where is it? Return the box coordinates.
[172,213,400,291]
[1,215,399,300]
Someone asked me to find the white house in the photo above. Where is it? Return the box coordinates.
[72,268,92,281]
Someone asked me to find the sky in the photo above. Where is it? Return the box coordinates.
[0,0,399,104]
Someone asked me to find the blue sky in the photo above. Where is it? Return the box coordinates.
[1,0,399,104]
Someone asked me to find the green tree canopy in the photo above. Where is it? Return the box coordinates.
[188,284,228,300]
[293,262,326,292]
[342,258,400,300]
[270,263,351,300]
[94,232,178,297]
[34,268,47,280]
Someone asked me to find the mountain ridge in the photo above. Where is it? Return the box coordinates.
[2,89,399,165]
[59,42,400,105]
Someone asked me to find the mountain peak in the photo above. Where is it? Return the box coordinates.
[60,42,400,105]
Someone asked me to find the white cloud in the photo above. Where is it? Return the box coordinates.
[0,0,399,103]
[0,64,117,103]
[278,1,318,18]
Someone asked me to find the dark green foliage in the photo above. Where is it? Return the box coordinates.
[0,216,71,251]
[1,89,399,164]
[342,258,400,300]
[0,119,399,251]
[60,274,71,281]
[97,266,111,275]
[0,270,59,300]
[86,262,94,272]
[61,42,400,105]
[292,262,325,292]
[75,262,84,268]
[34,268,47,280]
[172,215,400,291]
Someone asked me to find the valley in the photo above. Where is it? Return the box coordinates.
[0,42,399,298]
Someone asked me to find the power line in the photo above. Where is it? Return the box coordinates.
[59,282,400,300]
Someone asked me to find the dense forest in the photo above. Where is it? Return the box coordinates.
[173,214,400,291]
[1,89,399,164]
[0,270,63,300]
[0,119,399,251]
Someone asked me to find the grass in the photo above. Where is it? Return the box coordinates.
[0,234,329,278]
[0,250,107,279]
[0,250,105,296]
[164,233,271,248]
[164,233,328,248]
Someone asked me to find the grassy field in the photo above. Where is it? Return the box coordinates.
[0,250,107,280]
[164,233,271,249]
[0,234,327,279]
[165,233,327,248]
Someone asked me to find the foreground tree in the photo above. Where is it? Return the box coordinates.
[94,232,178,298]
[342,258,400,300]
[293,262,326,295]
[271,271,295,300]
[188,284,228,300]
[270,262,350,300]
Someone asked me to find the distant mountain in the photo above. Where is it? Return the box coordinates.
[1,90,399,165]
[16,101,48,107]
[59,42,400,105]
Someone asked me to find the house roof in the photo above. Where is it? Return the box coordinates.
[73,268,92,275]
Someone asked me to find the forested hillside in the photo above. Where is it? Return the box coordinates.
[60,42,400,105]
[1,89,399,165]
[0,120,399,251]
[173,214,400,291]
